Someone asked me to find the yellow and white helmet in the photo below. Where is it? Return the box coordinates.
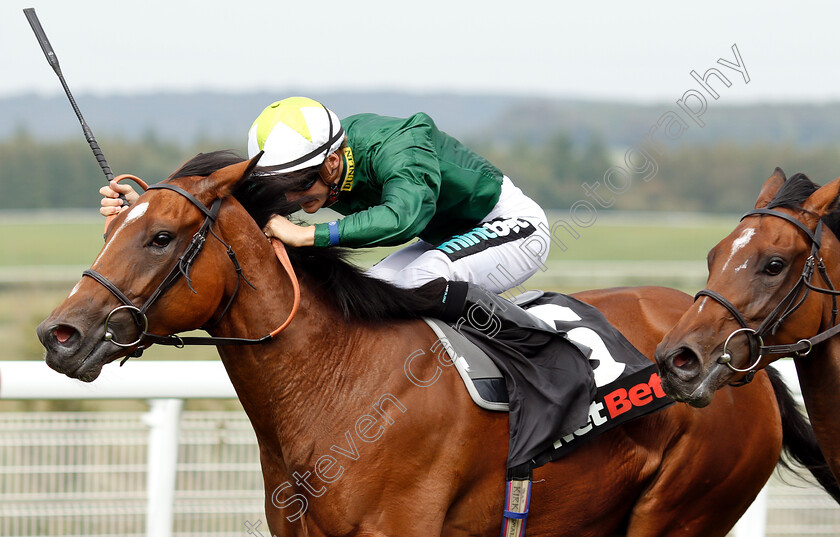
[247,96,345,173]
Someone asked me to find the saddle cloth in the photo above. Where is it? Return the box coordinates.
[424,291,673,468]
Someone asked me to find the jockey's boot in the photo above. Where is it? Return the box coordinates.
[415,278,555,333]
[460,283,557,334]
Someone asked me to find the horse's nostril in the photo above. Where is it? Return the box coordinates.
[673,354,690,368]
[52,325,77,345]
[669,347,701,373]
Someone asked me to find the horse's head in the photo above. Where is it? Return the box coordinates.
[655,168,840,406]
[36,152,263,382]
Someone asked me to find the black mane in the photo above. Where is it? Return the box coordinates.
[765,173,820,210]
[176,149,323,230]
[765,172,840,237]
[286,247,440,323]
[172,150,438,323]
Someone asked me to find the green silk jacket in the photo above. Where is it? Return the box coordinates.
[313,112,504,247]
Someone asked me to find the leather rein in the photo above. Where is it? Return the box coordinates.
[694,208,840,385]
[84,178,300,360]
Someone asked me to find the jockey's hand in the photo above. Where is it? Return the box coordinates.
[99,180,140,217]
[263,215,316,247]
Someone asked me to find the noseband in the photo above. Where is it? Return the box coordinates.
[695,208,840,385]
[83,183,300,359]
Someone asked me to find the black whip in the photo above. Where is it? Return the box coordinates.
[23,7,115,183]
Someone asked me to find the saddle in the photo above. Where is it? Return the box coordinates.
[424,317,510,411]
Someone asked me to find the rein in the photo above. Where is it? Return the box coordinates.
[694,208,840,385]
[84,182,301,359]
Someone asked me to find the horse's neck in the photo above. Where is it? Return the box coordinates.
[795,340,840,479]
[206,237,363,452]
[796,234,840,479]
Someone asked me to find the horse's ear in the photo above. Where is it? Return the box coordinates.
[205,151,264,200]
[802,176,840,219]
[754,167,786,209]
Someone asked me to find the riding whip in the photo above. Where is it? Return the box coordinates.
[23,7,117,185]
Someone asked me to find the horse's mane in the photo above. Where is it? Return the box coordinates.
[171,149,246,180]
[765,172,840,237]
[171,150,440,323]
[171,151,305,225]
[285,246,442,323]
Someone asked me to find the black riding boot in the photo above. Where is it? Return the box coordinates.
[415,278,593,357]
[415,278,555,334]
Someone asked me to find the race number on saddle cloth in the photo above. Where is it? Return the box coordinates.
[244,97,550,293]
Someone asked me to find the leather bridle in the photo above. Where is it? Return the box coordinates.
[83,182,300,360]
[694,208,840,385]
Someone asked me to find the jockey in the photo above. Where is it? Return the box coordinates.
[99,96,553,326]
[241,97,550,295]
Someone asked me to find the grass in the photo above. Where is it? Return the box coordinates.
[542,212,738,261]
[0,210,739,266]
[0,215,107,266]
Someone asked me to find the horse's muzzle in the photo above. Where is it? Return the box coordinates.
[37,320,85,373]
[37,319,81,352]
[36,319,115,382]
[654,342,721,407]
[656,344,703,382]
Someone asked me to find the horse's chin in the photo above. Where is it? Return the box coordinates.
[44,339,123,383]
[660,363,730,408]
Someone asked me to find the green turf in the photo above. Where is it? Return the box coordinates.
[0,211,739,266]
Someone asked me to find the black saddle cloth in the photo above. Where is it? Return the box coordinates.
[456,292,673,470]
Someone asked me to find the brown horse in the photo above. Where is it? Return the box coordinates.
[37,153,836,536]
[656,167,840,483]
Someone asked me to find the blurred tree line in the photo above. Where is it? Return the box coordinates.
[474,137,840,212]
[4,129,840,213]
[0,130,244,210]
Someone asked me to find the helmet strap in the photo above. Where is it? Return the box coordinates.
[321,157,341,206]
[326,182,340,206]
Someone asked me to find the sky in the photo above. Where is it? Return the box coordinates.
[2,0,839,104]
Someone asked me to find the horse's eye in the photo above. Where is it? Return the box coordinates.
[764,258,785,276]
[151,232,172,248]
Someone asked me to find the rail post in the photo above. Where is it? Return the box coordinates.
[143,398,184,537]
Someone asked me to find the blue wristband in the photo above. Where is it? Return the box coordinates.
[327,221,340,246]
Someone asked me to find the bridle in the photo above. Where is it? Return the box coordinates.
[694,207,840,385]
[83,181,300,361]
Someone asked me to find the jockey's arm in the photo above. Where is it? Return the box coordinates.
[263,215,316,247]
